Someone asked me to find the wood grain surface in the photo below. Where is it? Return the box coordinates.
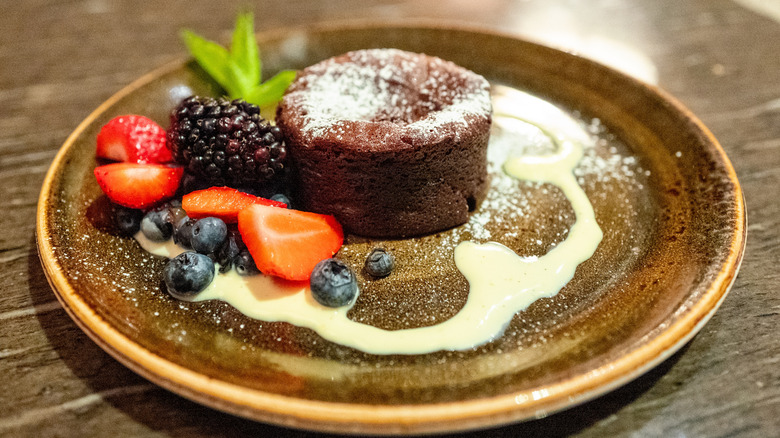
[3,0,778,436]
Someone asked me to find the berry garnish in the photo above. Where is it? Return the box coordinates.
[94,163,183,209]
[233,250,260,276]
[167,96,288,187]
[165,202,189,228]
[216,228,243,272]
[173,215,196,248]
[182,186,286,223]
[364,248,395,278]
[140,208,174,242]
[163,252,215,300]
[237,204,344,281]
[270,193,292,209]
[114,206,143,236]
[309,258,358,308]
[96,115,172,164]
[190,217,228,255]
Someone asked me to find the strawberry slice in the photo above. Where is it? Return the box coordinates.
[182,187,287,223]
[96,115,172,164]
[238,204,343,281]
[94,163,183,209]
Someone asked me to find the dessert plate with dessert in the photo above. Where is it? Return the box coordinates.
[36,23,746,434]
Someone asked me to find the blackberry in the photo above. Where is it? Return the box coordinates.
[167,96,287,187]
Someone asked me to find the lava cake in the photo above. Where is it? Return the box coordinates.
[276,48,492,237]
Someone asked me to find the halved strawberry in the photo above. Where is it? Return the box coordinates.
[96,115,172,163]
[94,163,183,209]
[238,204,343,281]
[182,187,287,223]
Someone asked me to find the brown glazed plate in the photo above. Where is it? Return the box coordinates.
[36,23,746,434]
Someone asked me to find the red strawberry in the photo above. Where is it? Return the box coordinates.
[94,163,183,209]
[238,204,343,281]
[96,115,172,163]
[182,187,287,223]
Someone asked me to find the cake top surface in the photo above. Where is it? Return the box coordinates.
[279,48,492,148]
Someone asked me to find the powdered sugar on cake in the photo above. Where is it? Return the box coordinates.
[283,48,491,140]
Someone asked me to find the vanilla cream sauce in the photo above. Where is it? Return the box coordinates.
[136,87,603,355]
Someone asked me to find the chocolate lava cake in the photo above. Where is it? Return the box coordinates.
[276,48,492,237]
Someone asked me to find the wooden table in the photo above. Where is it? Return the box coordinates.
[3,0,778,436]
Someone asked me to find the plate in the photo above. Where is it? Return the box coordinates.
[36,24,746,434]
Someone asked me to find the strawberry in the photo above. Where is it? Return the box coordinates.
[94,163,183,209]
[96,115,172,164]
[182,187,287,223]
[237,204,343,281]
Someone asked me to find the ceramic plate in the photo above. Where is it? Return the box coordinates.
[36,24,746,434]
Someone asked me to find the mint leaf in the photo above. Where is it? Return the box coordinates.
[224,62,252,99]
[245,70,297,107]
[181,30,240,97]
[180,13,295,107]
[230,12,261,88]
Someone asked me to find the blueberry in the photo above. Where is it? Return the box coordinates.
[173,216,196,248]
[310,258,358,307]
[142,203,188,242]
[215,229,243,273]
[141,209,174,241]
[233,250,260,276]
[163,252,215,300]
[114,206,143,236]
[364,248,395,277]
[164,203,188,226]
[270,193,291,208]
[190,217,227,255]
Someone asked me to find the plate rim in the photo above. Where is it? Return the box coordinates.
[36,21,747,435]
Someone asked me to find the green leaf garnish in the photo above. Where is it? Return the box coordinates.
[181,11,295,106]
[230,12,261,90]
[181,30,238,96]
[246,70,298,107]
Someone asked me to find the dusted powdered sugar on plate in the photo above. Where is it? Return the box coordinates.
[283,48,492,140]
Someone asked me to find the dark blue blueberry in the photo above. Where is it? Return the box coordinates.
[163,252,215,300]
[364,248,395,277]
[164,203,188,225]
[173,216,196,248]
[216,229,243,273]
[233,250,260,276]
[190,217,227,255]
[309,258,358,308]
[114,206,143,236]
[270,193,291,208]
[141,209,174,242]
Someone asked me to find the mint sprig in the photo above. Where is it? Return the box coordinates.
[181,12,296,106]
